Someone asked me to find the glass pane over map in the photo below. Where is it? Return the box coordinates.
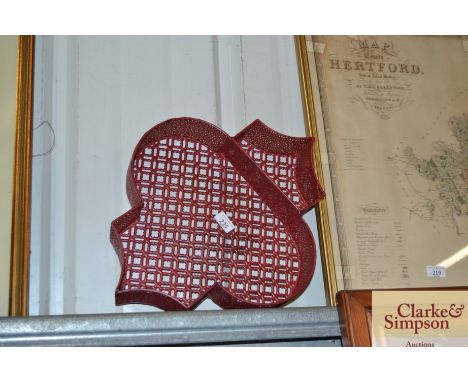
[311,36,468,289]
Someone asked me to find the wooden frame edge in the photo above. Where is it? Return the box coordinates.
[336,290,372,346]
[295,35,338,306]
[9,35,35,317]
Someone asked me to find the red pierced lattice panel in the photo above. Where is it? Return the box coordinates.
[239,140,307,211]
[110,118,324,310]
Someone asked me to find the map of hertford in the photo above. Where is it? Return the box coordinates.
[389,113,468,235]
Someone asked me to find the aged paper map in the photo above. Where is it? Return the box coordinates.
[312,36,468,289]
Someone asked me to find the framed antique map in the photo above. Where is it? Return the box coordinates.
[297,36,468,296]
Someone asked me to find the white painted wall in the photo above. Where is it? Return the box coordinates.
[30,36,326,315]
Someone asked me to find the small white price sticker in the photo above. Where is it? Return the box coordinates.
[426,266,446,278]
[214,212,235,233]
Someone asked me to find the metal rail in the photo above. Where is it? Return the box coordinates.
[0,307,340,346]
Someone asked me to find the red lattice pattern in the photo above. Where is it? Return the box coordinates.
[119,137,300,307]
[110,118,324,311]
[239,139,307,211]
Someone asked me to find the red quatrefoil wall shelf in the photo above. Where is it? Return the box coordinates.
[110,118,325,311]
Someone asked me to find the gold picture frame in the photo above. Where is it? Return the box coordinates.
[6,36,338,315]
[295,36,338,305]
[8,36,35,316]
[296,35,468,299]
